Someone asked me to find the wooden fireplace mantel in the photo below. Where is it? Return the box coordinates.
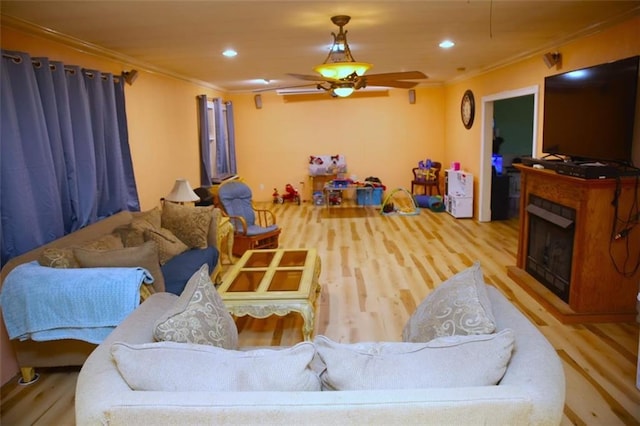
[508,164,640,323]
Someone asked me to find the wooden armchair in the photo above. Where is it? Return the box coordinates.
[412,162,442,196]
[217,181,281,257]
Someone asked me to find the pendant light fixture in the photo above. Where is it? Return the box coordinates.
[314,16,372,86]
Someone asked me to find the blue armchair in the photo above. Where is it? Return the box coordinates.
[217,180,281,256]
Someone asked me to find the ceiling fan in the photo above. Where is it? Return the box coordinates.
[259,15,427,97]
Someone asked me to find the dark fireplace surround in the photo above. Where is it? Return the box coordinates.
[525,195,576,303]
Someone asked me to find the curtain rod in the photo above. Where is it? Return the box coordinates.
[2,52,120,82]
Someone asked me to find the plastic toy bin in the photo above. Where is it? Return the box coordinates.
[357,187,383,205]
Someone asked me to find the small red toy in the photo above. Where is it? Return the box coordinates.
[273,184,301,205]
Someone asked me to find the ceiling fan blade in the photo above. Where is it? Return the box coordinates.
[365,71,427,81]
[253,83,319,93]
[365,80,419,89]
[287,73,341,83]
[287,73,323,82]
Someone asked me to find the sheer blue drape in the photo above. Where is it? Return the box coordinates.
[0,50,139,266]
[225,101,237,175]
[198,96,236,183]
[198,95,212,186]
[213,98,228,176]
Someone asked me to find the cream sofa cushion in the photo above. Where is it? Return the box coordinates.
[314,330,514,391]
[154,264,237,348]
[402,262,496,342]
[111,340,320,392]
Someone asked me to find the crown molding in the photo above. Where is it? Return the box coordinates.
[1,14,224,92]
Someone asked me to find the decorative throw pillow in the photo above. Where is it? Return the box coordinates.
[143,227,189,265]
[314,330,514,391]
[111,340,320,392]
[73,241,166,293]
[81,234,124,251]
[402,262,496,342]
[154,264,238,348]
[37,247,80,268]
[112,224,146,248]
[135,206,162,229]
[161,202,213,249]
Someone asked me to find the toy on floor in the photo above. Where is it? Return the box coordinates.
[380,188,420,216]
[273,184,301,205]
[414,194,445,212]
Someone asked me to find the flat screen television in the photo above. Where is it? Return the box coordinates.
[542,55,639,164]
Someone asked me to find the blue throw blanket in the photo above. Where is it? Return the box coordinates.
[0,261,152,344]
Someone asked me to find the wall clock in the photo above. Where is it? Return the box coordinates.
[461,89,475,129]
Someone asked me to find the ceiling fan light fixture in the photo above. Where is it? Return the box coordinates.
[314,62,371,79]
[314,15,372,80]
[333,83,355,97]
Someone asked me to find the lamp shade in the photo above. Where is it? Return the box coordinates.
[313,61,372,80]
[165,179,200,203]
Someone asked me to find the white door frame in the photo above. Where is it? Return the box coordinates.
[478,86,540,222]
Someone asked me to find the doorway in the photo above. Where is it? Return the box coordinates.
[479,86,539,222]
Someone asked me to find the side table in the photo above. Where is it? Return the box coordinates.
[217,217,234,264]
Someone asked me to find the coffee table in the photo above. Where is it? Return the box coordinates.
[217,248,321,341]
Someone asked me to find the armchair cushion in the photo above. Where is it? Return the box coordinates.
[246,224,279,236]
[218,181,258,227]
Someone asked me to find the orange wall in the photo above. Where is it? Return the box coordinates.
[1,16,639,385]
[228,88,445,201]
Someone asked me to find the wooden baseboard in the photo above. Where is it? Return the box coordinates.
[507,266,637,324]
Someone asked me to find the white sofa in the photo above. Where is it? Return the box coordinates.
[76,286,565,425]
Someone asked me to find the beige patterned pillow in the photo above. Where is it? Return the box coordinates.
[161,202,213,249]
[314,330,514,390]
[402,262,496,342]
[82,234,124,251]
[111,341,319,392]
[135,206,162,229]
[154,264,238,348]
[143,227,188,265]
[73,241,165,293]
[112,224,146,248]
[37,247,80,268]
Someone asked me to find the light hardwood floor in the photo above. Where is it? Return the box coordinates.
[1,200,639,425]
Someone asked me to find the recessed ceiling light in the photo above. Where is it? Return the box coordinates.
[439,40,455,49]
[222,49,238,58]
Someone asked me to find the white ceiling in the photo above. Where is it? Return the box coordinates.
[2,1,640,93]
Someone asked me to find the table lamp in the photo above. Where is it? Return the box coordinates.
[165,179,200,204]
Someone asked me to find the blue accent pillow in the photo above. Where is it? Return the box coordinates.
[161,247,218,295]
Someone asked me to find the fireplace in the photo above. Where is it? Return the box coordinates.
[525,195,576,303]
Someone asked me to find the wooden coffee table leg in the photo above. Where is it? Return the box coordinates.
[299,302,315,341]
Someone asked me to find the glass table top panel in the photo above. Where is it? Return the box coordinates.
[227,271,265,292]
[278,251,308,267]
[267,271,303,291]
[243,251,276,268]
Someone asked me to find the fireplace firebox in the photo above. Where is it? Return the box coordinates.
[525,195,576,303]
